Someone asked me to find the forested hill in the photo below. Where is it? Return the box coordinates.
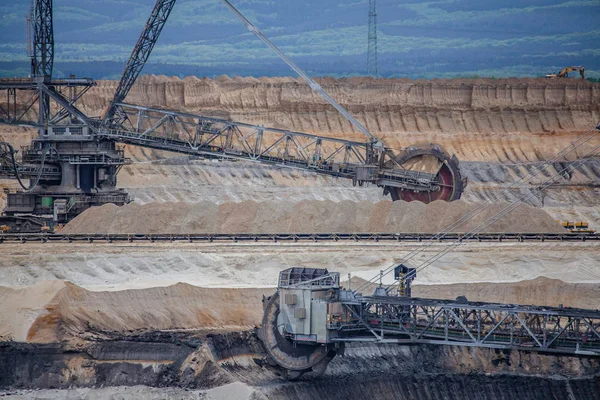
[1,0,598,79]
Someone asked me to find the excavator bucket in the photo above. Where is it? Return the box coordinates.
[385,143,465,203]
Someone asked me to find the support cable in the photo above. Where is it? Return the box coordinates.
[219,0,382,147]
[354,124,600,293]
[394,140,600,290]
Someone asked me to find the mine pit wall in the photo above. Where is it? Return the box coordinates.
[1,331,599,399]
[2,77,599,163]
[264,375,600,400]
[100,77,600,162]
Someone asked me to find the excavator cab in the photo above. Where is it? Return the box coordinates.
[393,263,416,297]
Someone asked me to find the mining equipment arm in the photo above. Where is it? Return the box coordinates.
[0,0,464,232]
[100,103,464,201]
[102,0,177,126]
[258,266,600,380]
[545,66,585,79]
[100,0,465,203]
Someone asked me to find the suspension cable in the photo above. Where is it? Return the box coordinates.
[354,124,600,293]
[392,140,600,290]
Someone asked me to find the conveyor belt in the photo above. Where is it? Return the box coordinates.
[0,232,597,244]
[334,294,600,356]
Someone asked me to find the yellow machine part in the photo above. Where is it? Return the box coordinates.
[559,220,595,233]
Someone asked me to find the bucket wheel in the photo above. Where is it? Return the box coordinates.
[384,143,465,203]
[258,292,336,380]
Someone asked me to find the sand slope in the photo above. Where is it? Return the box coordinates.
[4,282,272,343]
[62,199,564,234]
[2,77,599,164]
[1,277,597,343]
[0,281,66,341]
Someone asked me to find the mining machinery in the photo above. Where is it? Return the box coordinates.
[0,0,465,231]
[545,65,585,79]
[2,0,599,381]
[0,0,131,231]
[258,266,600,380]
[559,220,596,234]
[257,121,600,378]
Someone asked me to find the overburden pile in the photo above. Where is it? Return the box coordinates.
[62,199,564,234]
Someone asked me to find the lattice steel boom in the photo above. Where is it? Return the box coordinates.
[259,267,600,379]
[30,0,54,80]
[103,0,177,125]
[100,102,463,196]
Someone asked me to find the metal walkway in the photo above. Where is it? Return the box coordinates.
[98,103,451,193]
[337,294,600,356]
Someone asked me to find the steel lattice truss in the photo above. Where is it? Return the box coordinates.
[0,78,95,128]
[31,0,53,79]
[106,103,371,173]
[103,0,177,124]
[0,83,40,127]
[101,103,438,190]
[366,0,378,77]
[333,296,600,356]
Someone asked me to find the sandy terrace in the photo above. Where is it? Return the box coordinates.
[1,241,598,289]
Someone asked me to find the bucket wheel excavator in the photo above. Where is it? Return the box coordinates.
[0,0,464,232]
[258,266,600,380]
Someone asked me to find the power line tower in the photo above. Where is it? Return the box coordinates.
[366,0,378,77]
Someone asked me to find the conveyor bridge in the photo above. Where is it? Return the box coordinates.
[98,103,447,193]
[259,267,600,379]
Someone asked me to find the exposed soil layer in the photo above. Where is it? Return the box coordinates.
[1,76,599,398]
[71,76,600,161]
[1,241,598,291]
[2,77,600,164]
[1,277,598,343]
[0,331,599,399]
[62,199,564,234]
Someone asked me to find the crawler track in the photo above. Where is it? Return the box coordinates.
[0,232,597,244]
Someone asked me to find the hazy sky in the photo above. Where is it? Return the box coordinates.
[1,0,598,79]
